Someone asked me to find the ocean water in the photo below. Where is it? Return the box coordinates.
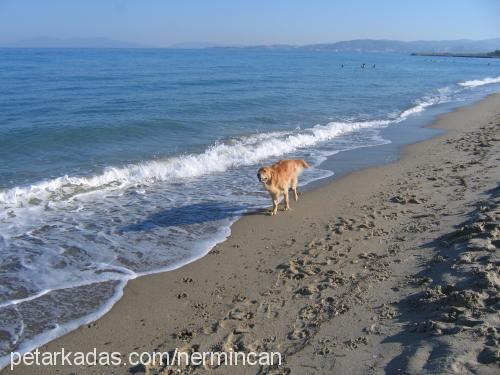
[0,48,499,365]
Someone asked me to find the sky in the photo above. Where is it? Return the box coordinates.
[0,0,499,47]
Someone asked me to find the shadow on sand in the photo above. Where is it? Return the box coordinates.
[382,184,500,373]
[119,201,250,232]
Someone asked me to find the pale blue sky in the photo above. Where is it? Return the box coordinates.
[0,0,499,46]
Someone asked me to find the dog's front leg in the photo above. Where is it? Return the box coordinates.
[271,193,279,215]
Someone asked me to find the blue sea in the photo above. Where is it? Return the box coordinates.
[0,48,499,364]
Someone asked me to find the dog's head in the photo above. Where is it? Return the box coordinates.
[257,166,273,184]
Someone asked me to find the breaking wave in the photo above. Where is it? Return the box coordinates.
[0,119,390,207]
[459,76,500,88]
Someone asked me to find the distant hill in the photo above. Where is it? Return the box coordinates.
[3,37,148,48]
[298,38,500,53]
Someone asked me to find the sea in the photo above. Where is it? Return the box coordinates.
[0,48,499,366]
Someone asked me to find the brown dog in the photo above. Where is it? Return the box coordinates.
[257,159,310,215]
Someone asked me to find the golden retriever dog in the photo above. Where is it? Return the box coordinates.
[257,159,310,215]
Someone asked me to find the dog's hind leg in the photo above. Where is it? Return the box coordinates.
[283,188,290,211]
[291,177,299,201]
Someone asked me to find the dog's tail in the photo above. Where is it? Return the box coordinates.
[299,159,310,169]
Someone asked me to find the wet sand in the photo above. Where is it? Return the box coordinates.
[6,94,500,374]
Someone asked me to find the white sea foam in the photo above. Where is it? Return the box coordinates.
[399,97,438,118]
[0,220,236,371]
[0,119,389,207]
[458,76,500,88]
[399,86,453,119]
[0,279,128,371]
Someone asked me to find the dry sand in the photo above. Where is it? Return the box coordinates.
[6,95,500,374]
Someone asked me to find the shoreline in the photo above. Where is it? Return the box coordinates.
[6,93,500,374]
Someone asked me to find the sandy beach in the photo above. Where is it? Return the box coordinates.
[6,94,499,374]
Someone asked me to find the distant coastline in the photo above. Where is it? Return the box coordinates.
[412,50,500,59]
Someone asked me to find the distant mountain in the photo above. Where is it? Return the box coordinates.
[298,38,500,53]
[3,37,500,52]
[3,37,148,48]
